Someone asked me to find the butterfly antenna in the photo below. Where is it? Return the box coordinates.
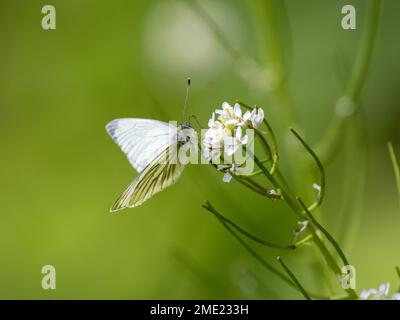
[182,78,191,124]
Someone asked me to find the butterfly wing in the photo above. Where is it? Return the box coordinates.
[110,144,184,211]
[106,118,176,173]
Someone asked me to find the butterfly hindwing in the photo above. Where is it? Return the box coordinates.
[110,144,184,211]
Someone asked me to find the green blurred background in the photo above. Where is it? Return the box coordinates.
[0,0,399,299]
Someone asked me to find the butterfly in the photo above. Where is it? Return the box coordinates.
[106,118,196,211]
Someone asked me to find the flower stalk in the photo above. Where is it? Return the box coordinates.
[388,142,400,209]
[202,202,295,287]
[277,256,311,300]
[200,101,358,299]
[315,0,383,163]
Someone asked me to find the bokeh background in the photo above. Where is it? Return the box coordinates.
[0,0,399,299]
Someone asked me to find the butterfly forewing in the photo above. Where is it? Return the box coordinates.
[106,119,176,173]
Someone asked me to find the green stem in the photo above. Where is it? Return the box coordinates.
[388,142,400,209]
[256,128,278,174]
[291,128,325,210]
[203,202,327,299]
[396,266,400,292]
[253,153,302,217]
[231,174,281,200]
[297,197,358,299]
[345,0,382,100]
[202,202,296,289]
[294,234,313,248]
[298,198,350,267]
[231,174,267,196]
[209,150,277,199]
[204,201,295,250]
[300,217,340,276]
[315,0,382,163]
[244,177,282,200]
[247,128,356,298]
[202,201,327,299]
[277,256,311,300]
[253,152,348,295]
[240,169,263,178]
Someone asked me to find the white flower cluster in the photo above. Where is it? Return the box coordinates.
[202,102,264,182]
[360,283,400,300]
[202,102,264,160]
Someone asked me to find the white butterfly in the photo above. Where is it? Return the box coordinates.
[106,118,196,211]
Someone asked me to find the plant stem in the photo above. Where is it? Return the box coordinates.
[345,0,382,101]
[253,129,357,297]
[315,0,383,163]
[231,174,268,196]
[253,153,302,217]
[202,202,296,289]
[297,198,358,299]
[231,174,281,200]
[334,114,367,249]
[252,152,350,296]
[205,203,296,250]
[277,256,311,300]
[203,202,328,299]
[243,176,277,198]
[291,128,325,210]
[300,216,341,276]
[240,169,263,178]
[294,234,313,248]
[298,198,350,267]
[388,142,400,209]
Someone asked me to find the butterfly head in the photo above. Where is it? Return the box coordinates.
[177,123,196,145]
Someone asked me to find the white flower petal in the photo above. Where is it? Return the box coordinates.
[225,118,238,125]
[250,107,265,127]
[208,112,215,127]
[359,290,370,300]
[218,164,230,170]
[222,101,232,112]
[297,220,308,233]
[235,126,243,140]
[392,293,400,300]
[224,137,238,156]
[233,103,242,117]
[225,146,236,156]
[222,172,232,183]
[381,283,390,296]
[243,111,251,121]
[312,183,321,192]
